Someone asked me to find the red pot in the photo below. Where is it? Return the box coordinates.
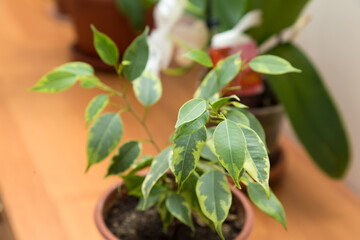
[67,0,154,70]
[94,181,255,240]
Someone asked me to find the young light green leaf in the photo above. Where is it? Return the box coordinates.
[175,111,209,140]
[128,156,153,175]
[230,101,248,109]
[247,182,287,229]
[133,70,162,106]
[175,98,207,128]
[106,141,142,176]
[194,53,242,100]
[210,95,240,112]
[85,95,109,125]
[166,193,194,230]
[142,147,172,204]
[87,113,123,170]
[249,55,301,75]
[183,49,213,67]
[157,196,173,231]
[91,25,119,66]
[80,75,102,89]
[31,70,77,93]
[55,62,94,77]
[115,0,145,30]
[196,170,232,240]
[172,127,207,190]
[241,126,270,196]
[123,27,149,81]
[214,119,246,189]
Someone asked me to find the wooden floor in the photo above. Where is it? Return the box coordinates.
[0,0,360,239]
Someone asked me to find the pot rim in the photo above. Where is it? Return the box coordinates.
[94,181,254,240]
[249,103,284,116]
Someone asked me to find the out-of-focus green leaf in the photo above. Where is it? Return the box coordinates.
[250,55,301,75]
[91,25,119,66]
[183,49,213,67]
[247,0,309,44]
[266,43,350,178]
[123,27,149,81]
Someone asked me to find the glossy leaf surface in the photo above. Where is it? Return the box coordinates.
[87,113,123,170]
[196,170,231,240]
[175,99,207,128]
[172,127,207,189]
[214,119,246,189]
[106,141,142,176]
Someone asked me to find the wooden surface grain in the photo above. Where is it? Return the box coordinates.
[0,0,359,239]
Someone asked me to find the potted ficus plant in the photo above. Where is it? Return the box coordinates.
[183,0,350,181]
[65,0,156,70]
[31,25,299,239]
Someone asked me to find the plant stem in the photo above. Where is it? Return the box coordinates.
[118,75,161,153]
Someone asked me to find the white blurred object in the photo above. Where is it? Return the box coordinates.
[258,14,311,54]
[145,0,209,74]
[172,15,209,66]
[211,10,262,49]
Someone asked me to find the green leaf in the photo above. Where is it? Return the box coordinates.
[266,43,350,178]
[186,0,207,19]
[123,27,149,81]
[133,70,162,106]
[137,186,167,210]
[87,113,123,170]
[175,99,207,128]
[250,55,301,75]
[91,25,119,66]
[142,147,172,204]
[238,109,267,150]
[31,70,77,93]
[211,95,240,112]
[200,127,218,163]
[157,196,173,231]
[175,111,209,140]
[129,156,153,175]
[55,62,94,76]
[194,53,242,100]
[123,175,145,197]
[247,0,309,44]
[106,141,142,176]
[247,182,287,229]
[85,95,109,125]
[115,0,145,30]
[214,119,246,189]
[196,170,231,240]
[172,127,207,190]
[79,76,102,89]
[209,0,247,32]
[225,108,250,127]
[241,126,270,196]
[166,193,194,230]
[183,49,213,67]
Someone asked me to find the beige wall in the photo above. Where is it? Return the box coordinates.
[286,0,360,194]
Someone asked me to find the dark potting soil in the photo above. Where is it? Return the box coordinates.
[105,195,244,240]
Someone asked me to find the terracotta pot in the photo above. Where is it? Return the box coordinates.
[56,0,69,15]
[250,104,285,184]
[67,0,154,70]
[94,181,254,240]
